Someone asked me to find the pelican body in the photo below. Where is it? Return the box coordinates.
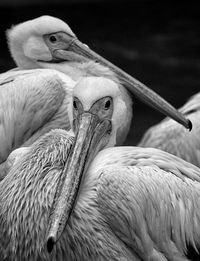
[0,77,199,261]
[139,92,200,167]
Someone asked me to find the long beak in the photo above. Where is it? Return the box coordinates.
[53,39,192,131]
[46,112,111,252]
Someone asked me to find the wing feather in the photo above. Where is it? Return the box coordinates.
[97,164,200,260]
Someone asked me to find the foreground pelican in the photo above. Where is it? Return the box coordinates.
[0,77,199,260]
[138,92,200,167]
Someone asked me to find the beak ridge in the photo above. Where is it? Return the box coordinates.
[46,113,111,251]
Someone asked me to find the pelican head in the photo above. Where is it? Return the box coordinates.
[7,16,76,69]
[70,76,133,147]
[46,77,132,251]
[7,16,191,130]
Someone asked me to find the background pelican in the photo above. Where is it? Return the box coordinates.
[0,76,199,260]
[138,92,200,167]
[3,16,191,129]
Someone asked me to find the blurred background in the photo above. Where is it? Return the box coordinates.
[0,0,199,146]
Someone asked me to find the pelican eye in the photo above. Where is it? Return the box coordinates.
[49,35,58,43]
[73,100,78,110]
[104,99,111,110]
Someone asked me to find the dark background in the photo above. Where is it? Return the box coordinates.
[0,1,200,259]
[0,1,199,146]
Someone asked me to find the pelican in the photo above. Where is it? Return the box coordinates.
[138,92,200,167]
[0,16,191,177]
[0,76,199,260]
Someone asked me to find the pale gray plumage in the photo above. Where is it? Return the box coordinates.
[0,15,195,260]
[0,77,199,260]
[138,92,200,167]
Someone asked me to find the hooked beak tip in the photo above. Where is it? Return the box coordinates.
[188,119,192,131]
[47,236,56,253]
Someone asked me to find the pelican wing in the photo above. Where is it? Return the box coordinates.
[95,147,200,261]
[138,92,200,167]
[0,129,74,259]
[0,69,73,164]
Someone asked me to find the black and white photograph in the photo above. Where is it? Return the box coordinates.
[0,0,199,260]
